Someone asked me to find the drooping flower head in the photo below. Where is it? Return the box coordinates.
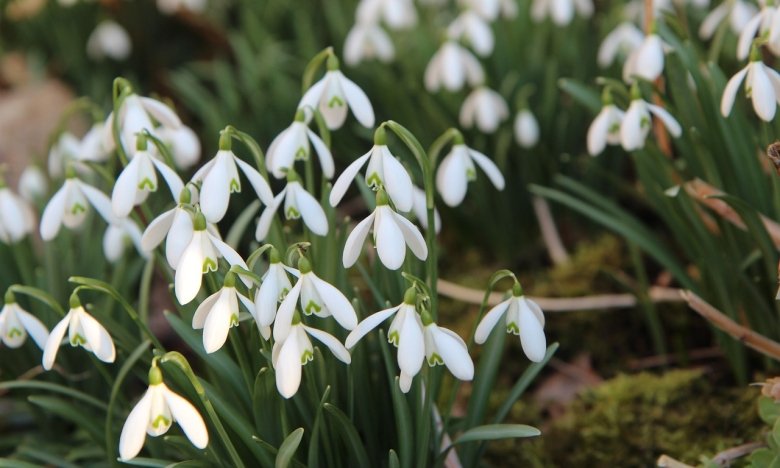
[43,294,116,370]
[424,41,485,93]
[435,134,505,207]
[40,170,116,241]
[587,90,625,156]
[255,170,328,241]
[721,45,780,122]
[459,86,509,134]
[0,178,35,244]
[119,364,208,460]
[266,108,334,180]
[620,90,682,151]
[252,248,293,339]
[192,271,255,353]
[0,291,48,350]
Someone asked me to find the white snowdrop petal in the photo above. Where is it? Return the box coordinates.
[78,181,118,224]
[344,306,399,349]
[320,74,349,130]
[79,310,115,363]
[311,275,357,330]
[255,275,280,327]
[339,72,375,128]
[436,151,468,207]
[342,212,375,268]
[751,64,777,121]
[40,186,68,240]
[141,209,175,253]
[430,326,474,380]
[737,14,763,60]
[375,208,407,270]
[202,293,233,353]
[647,104,682,137]
[16,309,49,350]
[303,325,352,364]
[192,291,220,329]
[381,148,414,212]
[474,299,511,344]
[299,79,327,113]
[390,211,427,261]
[635,35,664,81]
[293,186,328,236]
[175,238,204,305]
[306,129,335,179]
[518,307,547,362]
[399,371,413,393]
[119,390,153,461]
[275,330,303,398]
[200,158,231,223]
[42,313,71,370]
[235,157,275,205]
[165,209,194,268]
[255,192,284,242]
[397,309,425,377]
[273,279,302,342]
[267,126,297,179]
[329,151,371,207]
[468,148,505,190]
[720,66,748,117]
[150,158,184,202]
[140,97,182,128]
[162,386,209,448]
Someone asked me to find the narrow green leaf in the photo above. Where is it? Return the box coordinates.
[0,380,108,411]
[558,78,601,113]
[324,403,371,467]
[276,428,304,468]
[454,424,540,444]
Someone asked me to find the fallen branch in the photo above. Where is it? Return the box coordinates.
[657,455,695,468]
[683,290,780,361]
[711,441,764,466]
[437,278,684,311]
[532,195,570,266]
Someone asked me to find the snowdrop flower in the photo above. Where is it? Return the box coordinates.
[156,0,207,14]
[191,139,274,223]
[18,165,48,202]
[424,41,485,93]
[699,0,757,39]
[447,11,494,57]
[112,138,185,218]
[104,219,147,263]
[411,186,441,233]
[458,0,500,20]
[40,175,115,241]
[597,22,644,68]
[587,97,625,156]
[500,0,519,18]
[298,55,375,130]
[192,272,254,353]
[0,183,35,244]
[356,0,417,29]
[156,125,201,170]
[272,315,351,398]
[435,138,505,207]
[86,20,132,61]
[104,91,183,159]
[459,86,509,133]
[252,250,292,340]
[721,51,780,122]
[342,189,427,270]
[530,0,593,26]
[514,109,540,148]
[119,365,208,461]
[346,287,473,392]
[142,186,204,268]
[344,23,395,66]
[474,284,546,362]
[266,109,334,180]
[48,124,110,178]
[620,96,682,151]
[255,172,327,241]
[43,297,115,370]
[737,3,780,60]
[174,212,250,305]
[329,126,414,212]
[622,33,665,83]
[272,257,358,340]
[0,293,48,349]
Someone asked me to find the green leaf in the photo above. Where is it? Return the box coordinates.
[226,200,261,249]
[301,47,334,93]
[0,380,108,411]
[119,458,172,467]
[276,428,304,468]
[28,395,104,444]
[493,343,559,424]
[454,424,541,444]
[324,403,371,467]
[558,78,601,114]
[759,397,780,425]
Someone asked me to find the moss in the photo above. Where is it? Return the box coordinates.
[483,370,761,467]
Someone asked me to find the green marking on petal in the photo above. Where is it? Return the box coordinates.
[327,95,345,108]
[295,147,308,160]
[138,178,156,191]
[506,322,520,335]
[278,288,290,301]
[427,353,444,366]
[304,300,321,315]
[202,257,218,273]
[388,330,400,346]
[608,122,620,134]
[285,206,301,220]
[7,328,22,338]
[640,116,650,129]
[229,179,240,193]
[466,168,477,182]
[70,334,86,346]
[366,172,383,189]
[301,349,314,364]
[230,313,239,327]
[152,414,171,429]
[71,203,86,215]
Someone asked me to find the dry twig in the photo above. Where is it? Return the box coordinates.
[532,195,570,266]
